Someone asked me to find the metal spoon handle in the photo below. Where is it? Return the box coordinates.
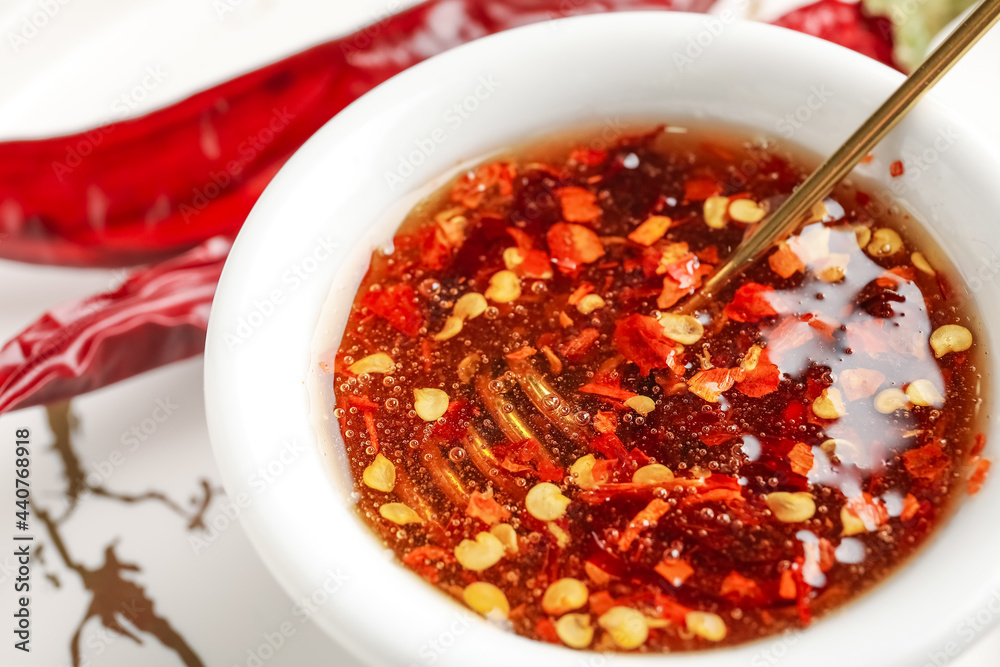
[682,0,1000,314]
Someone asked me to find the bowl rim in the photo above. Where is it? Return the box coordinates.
[205,11,1000,667]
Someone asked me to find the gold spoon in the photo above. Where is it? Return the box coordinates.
[680,0,1000,314]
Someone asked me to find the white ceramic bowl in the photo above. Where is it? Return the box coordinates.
[206,12,1000,667]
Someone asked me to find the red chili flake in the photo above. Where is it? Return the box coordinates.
[720,571,763,600]
[591,433,630,461]
[888,266,916,282]
[555,186,602,223]
[768,243,805,278]
[700,430,736,447]
[362,409,379,455]
[348,395,379,410]
[560,327,601,362]
[417,225,453,270]
[593,410,618,434]
[817,538,836,572]
[838,368,886,401]
[466,488,511,525]
[494,438,564,482]
[506,227,534,250]
[695,245,721,264]
[540,345,562,375]
[515,249,554,279]
[618,498,671,551]
[683,176,722,201]
[567,282,595,306]
[420,338,433,374]
[612,313,682,377]
[788,442,814,476]
[359,283,424,338]
[792,562,813,625]
[652,594,692,624]
[568,146,608,166]
[578,382,637,402]
[506,346,538,361]
[628,447,652,467]
[778,570,797,599]
[535,618,561,644]
[592,457,620,484]
[584,560,612,586]
[402,546,455,583]
[687,367,743,403]
[588,591,616,616]
[972,433,987,457]
[844,319,890,355]
[861,153,875,164]
[677,486,744,510]
[664,252,709,291]
[845,493,890,528]
[546,223,606,273]
[890,160,904,177]
[657,277,688,310]
[903,442,950,482]
[450,161,515,209]
[655,559,694,586]
[766,317,816,359]
[628,215,673,246]
[536,457,565,483]
[735,352,781,398]
[969,457,992,495]
[724,283,780,323]
[642,241,688,278]
[900,493,921,521]
[431,399,479,440]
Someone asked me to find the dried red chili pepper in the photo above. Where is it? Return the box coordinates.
[0,237,229,415]
[0,0,716,268]
[771,0,898,71]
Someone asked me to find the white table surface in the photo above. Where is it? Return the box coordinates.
[0,1,998,665]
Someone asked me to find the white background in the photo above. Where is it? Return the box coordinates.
[0,1,998,665]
